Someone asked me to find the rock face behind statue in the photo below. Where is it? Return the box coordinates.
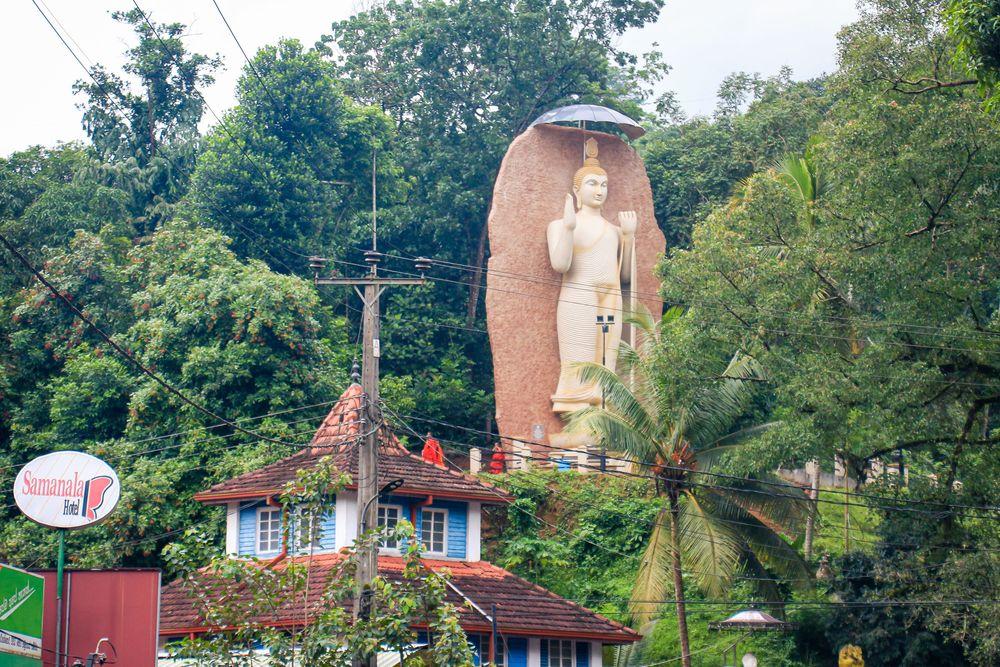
[486,124,665,454]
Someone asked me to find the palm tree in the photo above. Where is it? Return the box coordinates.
[567,308,811,667]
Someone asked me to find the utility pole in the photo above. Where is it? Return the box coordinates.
[311,253,428,667]
[311,148,431,666]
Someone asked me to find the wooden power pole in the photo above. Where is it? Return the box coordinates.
[312,151,429,665]
[312,250,427,666]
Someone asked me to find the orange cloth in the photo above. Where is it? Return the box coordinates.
[421,436,444,465]
[489,444,506,474]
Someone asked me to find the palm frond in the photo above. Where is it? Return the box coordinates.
[739,550,785,605]
[575,361,660,440]
[566,407,663,471]
[629,507,673,627]
[685,353,764,450]
[693,422,780,473]
[697,490,812,589]
[707,477,810,536]
[678,491,742,597]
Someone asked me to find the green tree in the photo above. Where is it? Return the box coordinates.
[945,0,1000,108]
[75,9,220,164]
[567,309,810,667]
[640,71,830,249]
[189,39,397,271]
[73,9,221,229]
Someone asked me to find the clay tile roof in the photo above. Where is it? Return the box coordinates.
[159,554,640,644]
[193,385,511,504]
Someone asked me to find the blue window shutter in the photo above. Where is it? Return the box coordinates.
[576,642,590,667]
[540,639,548,667]
[239,502,259,555]
[445,501,467,558]
[507,638,527,667]
[319,509,336,551]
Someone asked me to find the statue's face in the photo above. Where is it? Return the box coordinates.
[575,173,608,208]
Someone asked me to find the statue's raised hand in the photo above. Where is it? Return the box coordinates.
[563,194,577,231]
[619,210,637,235]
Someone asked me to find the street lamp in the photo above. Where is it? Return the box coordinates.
[360,478,405,533]
[595,315,614,472]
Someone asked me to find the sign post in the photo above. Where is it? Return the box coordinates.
[0,564,45,666]
[13,451,120,667]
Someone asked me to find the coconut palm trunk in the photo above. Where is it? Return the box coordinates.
[667,490,692,667]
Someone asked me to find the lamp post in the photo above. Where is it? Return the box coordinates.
[596,315,613,472]
[360,478,405,534]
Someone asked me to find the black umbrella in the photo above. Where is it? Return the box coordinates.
[528,104,645,139]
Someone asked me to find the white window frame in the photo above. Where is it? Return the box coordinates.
[256,506,282,554]
[377,504,404,550]
[293,506,330,553]
[478,634,505,667]
[547,639,573,667]
[420,508,448,556]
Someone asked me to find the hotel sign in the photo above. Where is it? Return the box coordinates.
[13,452,120,529]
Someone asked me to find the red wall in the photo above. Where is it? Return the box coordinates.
[35,569,160,667]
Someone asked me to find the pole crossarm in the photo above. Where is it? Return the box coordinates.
[316,277,425,286]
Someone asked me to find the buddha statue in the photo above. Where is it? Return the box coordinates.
[547,138,636,414]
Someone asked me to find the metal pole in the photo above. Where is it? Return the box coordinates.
[598,316,609,472]
[56,530,65,667]
[490,604,498,666]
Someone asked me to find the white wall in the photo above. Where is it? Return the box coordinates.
[528,638,541,667]
[336,491,358,550]
[591,642,603,667]
[467,501,482,561]
[225,502,238,555]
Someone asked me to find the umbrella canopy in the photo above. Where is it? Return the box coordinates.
[709,608,797,632]
[528,104,645,139]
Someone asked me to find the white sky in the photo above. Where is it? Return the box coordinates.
[1,0,859,157]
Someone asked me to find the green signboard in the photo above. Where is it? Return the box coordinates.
[0,563,44,666]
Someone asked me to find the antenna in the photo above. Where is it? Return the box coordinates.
[371,146,378,263]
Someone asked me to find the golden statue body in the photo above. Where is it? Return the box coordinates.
[546,138,636,413]
[839,644,864,667]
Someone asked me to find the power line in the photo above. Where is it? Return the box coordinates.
[130,0,277,191]
[396,411,1000,518]
[421,431,1000,561]
[352,261,1000,377]
[0,230,295,449]
[0,399,347,475]
[375,248,1000,343]
[209,0,285,116]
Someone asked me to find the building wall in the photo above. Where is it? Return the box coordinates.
[228,494,482,560]
[235,501,335,556]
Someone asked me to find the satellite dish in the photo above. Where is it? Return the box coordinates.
[529,104,645,139]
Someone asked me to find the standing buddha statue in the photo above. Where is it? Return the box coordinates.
[546,138,636,414]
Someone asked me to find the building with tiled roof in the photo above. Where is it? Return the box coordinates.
[159,383,639,665]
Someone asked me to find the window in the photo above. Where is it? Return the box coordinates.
[547,639,573,667]
[293,507,326,553]
[477,635,504,667]
[420,508,447,555]
[377,505,402,549]
[257,507,282,553]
